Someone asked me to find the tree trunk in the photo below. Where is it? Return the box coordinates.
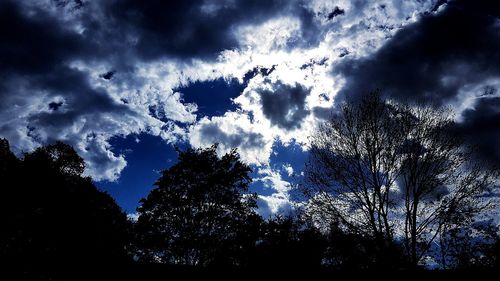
[411,199,418,267]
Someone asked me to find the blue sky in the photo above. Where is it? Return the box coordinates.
[98,78,242,213]
[99,78,310,216]
[99,130,309,216]
[1,0,499,216]
[99,133,178,214]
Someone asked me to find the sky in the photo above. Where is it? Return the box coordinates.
[0,0,499,216]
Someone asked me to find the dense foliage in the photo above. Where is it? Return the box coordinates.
[134,145,260,266]
[0,140,130,280]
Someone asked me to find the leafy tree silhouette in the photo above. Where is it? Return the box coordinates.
[0,139,130,280]
[133,145,261,267]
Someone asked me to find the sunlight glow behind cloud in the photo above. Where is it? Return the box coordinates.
[6,0,498,215]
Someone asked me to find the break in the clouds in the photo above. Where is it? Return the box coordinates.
[1,0,498,213]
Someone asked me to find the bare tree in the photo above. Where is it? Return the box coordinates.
[302,93,498,267]
[304,94,406,246]
[396,104,497,266]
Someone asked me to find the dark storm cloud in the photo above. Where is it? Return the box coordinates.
[1,62,130,118]
[0,0,313,93]
[0,1,88,75]
[0,0,115,111]
[334,0,500,163]
[198,123,267,151]
[258,83,311,130]
[0,0,321,113]
[312,106,332,120]
[100,0,342,60]
[0,0,141,180]
[454,95,500,164]
[335,0,500,104]
[104,0,292,60]
[0,0,286,140]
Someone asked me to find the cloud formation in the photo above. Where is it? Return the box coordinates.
[0,0,197,179]
[255,167,294,217]
[335,0,500,163]
[104,0,294,59]
[188,111,273,166]
[4,0,493,218]
[258,82,311,130]
[454,94,500,164]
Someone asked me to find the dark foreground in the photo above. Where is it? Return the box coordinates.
[6,262,499,281]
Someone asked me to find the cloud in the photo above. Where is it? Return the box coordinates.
[257,167,292,194]
[0,0,441,182]
[336,1,500,104]
[257,193,293,218]
[235,16,302,52]
[0,1,89,76]
[283,163,294,177]
[103,0,298,60]
[188,111,274,166]
[79,134,128,181]
[334,0,500,162]
[182,0,439,173]
[127,212,139,222]
[0,0,197,180]
[255,167,294,217]
[258,82,311,130]
[454,94,500,164]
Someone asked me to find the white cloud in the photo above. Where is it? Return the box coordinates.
[235,16,302,51]
[0,60,199,181]
[188,111,274,166]
[254,166,296,216]
[79,134,128,181]
[283,163,294,177]
[258,193,293,217]
[127,212,139,222]
[180,0,437,182]
[0,0,438,183]
[257,167,292,193]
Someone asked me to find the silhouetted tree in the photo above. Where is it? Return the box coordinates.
[395,103,497,267]
[250,215,326,270]
[302,93,498,268]
[0,139,130,280]
[303,94,404,249]
[134,145,261,267]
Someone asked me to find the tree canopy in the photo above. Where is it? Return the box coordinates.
[0,140,130,280]
[134,145,261,266]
